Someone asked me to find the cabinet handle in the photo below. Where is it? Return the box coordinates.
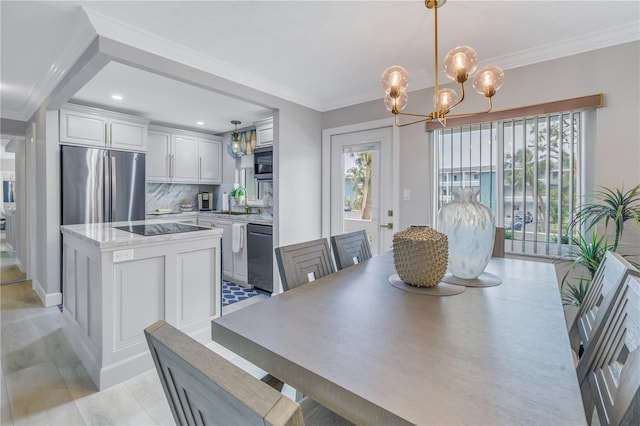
[109,123,113,146]
[171,154,175,178]
[199,157,202,179]
[167,155,171,178]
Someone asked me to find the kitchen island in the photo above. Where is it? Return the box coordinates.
[60,220,222,390]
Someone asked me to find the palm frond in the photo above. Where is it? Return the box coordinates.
[561,275,591,306]
[570,184,640,251]
[556,232,608,287]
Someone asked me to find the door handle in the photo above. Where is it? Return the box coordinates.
[380,223,393,230]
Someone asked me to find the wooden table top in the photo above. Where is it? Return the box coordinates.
[212,252,586,425]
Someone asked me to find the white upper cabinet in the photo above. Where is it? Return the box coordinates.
[146,125,222,184]
[109,119,148,151]
[146,130,172,181]
[255,118,274,147]
[198,137,222,184]
[59,109,107,147]
[172,135,199,182]
[59,105,148,152]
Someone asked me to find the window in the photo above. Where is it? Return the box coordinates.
[435,111,584,257]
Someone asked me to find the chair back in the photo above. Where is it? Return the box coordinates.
[145,321,304,426]
[577,273,640,425]
[568,251,637,355]
[275,238,335,291]
[331,230,372,270]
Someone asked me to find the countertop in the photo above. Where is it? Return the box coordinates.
[60,219,223,249]
[147,210,273,225]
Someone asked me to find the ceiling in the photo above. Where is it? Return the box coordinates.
[1,1,639,134]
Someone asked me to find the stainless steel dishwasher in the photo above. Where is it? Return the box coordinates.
[247,223,273,293]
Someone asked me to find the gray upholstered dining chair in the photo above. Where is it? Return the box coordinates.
[576,273,640,426]
[145,320,352,426]
[275,238,335,291]
[330,230,372,271]
[567,250,637,357]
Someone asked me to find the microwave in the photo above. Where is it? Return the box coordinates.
[254,146,273,181]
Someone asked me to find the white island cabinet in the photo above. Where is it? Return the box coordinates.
[60,221,222,390]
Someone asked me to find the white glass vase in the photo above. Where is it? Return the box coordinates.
[437,188,495,279]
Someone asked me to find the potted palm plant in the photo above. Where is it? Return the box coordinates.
[559,184,640,306]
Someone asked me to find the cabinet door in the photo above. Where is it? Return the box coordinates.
[198,138,222,184]
[171,135,199,183]
[147,131,171,181]
[233,223,248,284]
[256,119,274,147]
[213,220,233,280]
[109,119,148,152]
[176,247,218,328]
[60,109,107,147]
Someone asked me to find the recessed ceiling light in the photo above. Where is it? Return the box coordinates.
[196,121,204,126]
[111,94,123,101]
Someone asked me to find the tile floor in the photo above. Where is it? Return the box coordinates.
[0,280,275,425]
[1,234,27,284]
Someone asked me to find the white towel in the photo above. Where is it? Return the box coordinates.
[232,223,243,253]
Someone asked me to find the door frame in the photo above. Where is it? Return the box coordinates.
[321,118,399,242]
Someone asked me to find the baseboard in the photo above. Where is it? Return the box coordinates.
[32,278,62,307]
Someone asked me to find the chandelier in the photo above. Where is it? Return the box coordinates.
[381,0,504,127]
[228,120,257,158]
[230,120,243,155]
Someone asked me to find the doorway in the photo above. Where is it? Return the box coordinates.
[322,119,398,255]
[0,136,26,284]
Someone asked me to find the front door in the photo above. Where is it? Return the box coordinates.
[329,127,394,255]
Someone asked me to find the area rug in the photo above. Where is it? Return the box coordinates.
[222,281,261,307]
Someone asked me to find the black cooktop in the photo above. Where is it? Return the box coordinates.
[114,223,205,236]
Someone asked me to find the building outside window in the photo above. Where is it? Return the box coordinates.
[434,111,584,257]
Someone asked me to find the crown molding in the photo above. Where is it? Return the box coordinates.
[16,18,97,122]
[82,8,323,112]
[320,22,640,112]
[0,110,27,121]
[488,21,640,72]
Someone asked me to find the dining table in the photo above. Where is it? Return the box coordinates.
[211,251,587,425]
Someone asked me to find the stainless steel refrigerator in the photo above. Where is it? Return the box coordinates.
[61,145,146,225]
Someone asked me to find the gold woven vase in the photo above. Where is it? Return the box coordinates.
[393,226,448,287]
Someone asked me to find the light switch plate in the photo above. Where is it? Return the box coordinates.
[403,189,411,201]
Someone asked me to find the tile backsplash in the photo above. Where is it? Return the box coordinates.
[146,183,218,212]
[146,181,273,215]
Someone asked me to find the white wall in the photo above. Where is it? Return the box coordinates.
[27,108,62,306]
[323,41,640,231]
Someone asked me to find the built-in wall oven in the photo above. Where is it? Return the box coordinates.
[247,223,273,292]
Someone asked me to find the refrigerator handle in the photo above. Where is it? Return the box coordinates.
[111,155,117,222]
[103,155,111,222]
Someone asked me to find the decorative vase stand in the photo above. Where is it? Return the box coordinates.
[388,274,465,296]
[442,272,502,287]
